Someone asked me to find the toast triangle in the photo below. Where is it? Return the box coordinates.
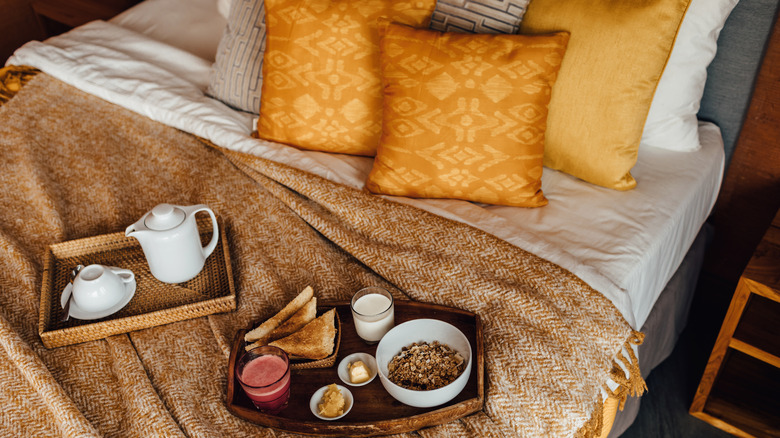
[268,308,336,360]
[244,286,313,343]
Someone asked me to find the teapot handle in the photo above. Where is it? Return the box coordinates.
[191,206,219,259]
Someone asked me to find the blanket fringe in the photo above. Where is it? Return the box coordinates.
[576,398,606,438]
[609,331,648,409]
[0,65,40,107]
[577,331,647,438]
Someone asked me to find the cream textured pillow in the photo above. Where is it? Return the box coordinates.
[366,21,569,207]
[641,0,739,152]
[256,0,437,156]
[208,0,266,113]
[429,0,531,34]
[520,0,691,190]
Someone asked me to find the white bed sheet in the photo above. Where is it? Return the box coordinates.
[6,16,724,331]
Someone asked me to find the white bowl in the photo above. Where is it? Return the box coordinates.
[338,352,378,386]
[375,319,472,408]
[309,384,353,421]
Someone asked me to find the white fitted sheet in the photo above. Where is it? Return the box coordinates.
[7,13,724,330]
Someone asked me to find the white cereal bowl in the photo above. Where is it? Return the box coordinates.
[338,352,377,386]
[309,384,353,421]
[375,319,472,408]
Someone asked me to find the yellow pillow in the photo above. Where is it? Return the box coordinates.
[520,0,691,190]
[256,0,437,156]
[366,21,569,207]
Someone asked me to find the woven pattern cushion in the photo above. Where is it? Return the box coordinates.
[520,0,691,190]
[256,0,437,156]
[208,0,266,113]
[429,0,531,34]
[366,21,569,207]
[641,0,739,152]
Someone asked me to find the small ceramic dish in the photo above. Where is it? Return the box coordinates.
[309,384,353,421]
[338,352,378,386]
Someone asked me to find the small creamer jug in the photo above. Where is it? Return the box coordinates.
[126,203,218,283]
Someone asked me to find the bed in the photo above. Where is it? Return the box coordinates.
[0,0,775,436]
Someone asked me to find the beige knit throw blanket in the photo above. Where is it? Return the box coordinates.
[0,70,644,437]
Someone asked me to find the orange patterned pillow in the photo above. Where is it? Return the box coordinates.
[256,0,437,156]
[366,21,569,207]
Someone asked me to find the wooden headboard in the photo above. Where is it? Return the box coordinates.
[702,0,780,282]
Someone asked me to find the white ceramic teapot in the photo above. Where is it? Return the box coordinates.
[126,203,218,284]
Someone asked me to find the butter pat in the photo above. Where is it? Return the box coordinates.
[349,361,370,384]
[318,384,345,418]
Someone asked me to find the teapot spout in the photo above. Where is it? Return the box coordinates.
[125,223,146,240]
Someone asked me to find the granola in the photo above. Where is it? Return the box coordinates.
[387,341,465,390]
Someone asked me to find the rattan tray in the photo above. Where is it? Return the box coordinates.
[38,216,236,348]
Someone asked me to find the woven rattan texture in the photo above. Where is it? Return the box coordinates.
[39,217,236,348]
[0,65,39,106]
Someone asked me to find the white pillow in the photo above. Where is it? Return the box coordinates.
[641,0,739,152]
[217,0,233,18]
[110,0,227,62]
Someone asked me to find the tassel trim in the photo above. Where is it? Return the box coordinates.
[577,331,647,438]
[0,65,40,107]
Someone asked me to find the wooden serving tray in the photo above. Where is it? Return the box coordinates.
[226,300,484,436]
[38,216,236,348]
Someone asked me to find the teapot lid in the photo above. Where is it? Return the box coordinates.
[144,204,185,231]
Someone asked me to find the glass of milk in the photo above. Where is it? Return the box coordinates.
[350,287,395,344]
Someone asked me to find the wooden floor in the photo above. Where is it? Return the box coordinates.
[621,273,740,438]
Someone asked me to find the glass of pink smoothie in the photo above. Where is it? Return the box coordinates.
[236,346,291,413]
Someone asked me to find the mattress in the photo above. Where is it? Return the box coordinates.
[6,2,724,331]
